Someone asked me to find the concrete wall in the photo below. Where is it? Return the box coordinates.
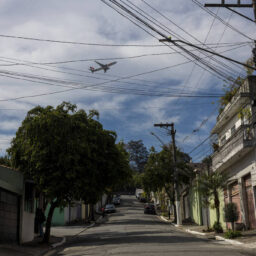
[21,211,35,243]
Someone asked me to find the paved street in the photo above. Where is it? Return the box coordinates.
[52,195,254,256]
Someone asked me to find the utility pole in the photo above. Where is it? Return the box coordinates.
[154,123,181,226]
[204,0,256,66]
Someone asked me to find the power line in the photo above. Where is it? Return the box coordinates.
[192,0,254,41]
[103,0,249,84]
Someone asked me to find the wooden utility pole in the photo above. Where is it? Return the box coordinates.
[204,0,256,65]
[154,123,181,225]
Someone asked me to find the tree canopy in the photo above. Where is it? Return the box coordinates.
[142,145,193,222]
[126,140,149,173]
[7,102,130,242]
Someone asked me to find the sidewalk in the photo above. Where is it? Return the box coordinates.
[0,214,105,256]
[159,215,256,248]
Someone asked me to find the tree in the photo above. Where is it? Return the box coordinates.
[142,145,193,223]
[0,155,11,167]
[126,140,149,173]
[197,171,227,230]
[224,202,239,231]
[8,102,128,242]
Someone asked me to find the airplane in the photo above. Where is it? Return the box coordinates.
[89,61,117,73]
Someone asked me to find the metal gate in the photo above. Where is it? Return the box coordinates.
[0,188,20,242]
[244,174,256,229]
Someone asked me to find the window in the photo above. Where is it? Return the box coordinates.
[231,125,236,136]
[24,182,34,213]
[220,135,226,145]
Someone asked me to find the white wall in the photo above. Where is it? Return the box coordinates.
[21,211,35,243]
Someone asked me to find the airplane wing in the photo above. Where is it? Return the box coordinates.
[95,61,105,68]
[107,61,117,67]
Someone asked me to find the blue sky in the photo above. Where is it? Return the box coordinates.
[0,0,254,161]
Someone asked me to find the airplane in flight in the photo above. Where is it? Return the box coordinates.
[89,61,117,73]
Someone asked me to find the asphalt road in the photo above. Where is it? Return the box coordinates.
[52,195,254,256]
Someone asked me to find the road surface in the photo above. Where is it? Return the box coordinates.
[52,195,254,256]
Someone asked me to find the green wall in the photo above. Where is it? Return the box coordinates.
[189,187,202,225]
[209,189,226,229]
[45,205,65,226]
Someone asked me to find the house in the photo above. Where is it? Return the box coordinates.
[0,165,35,243]
[211,75,256,230]
[47,194,108,226]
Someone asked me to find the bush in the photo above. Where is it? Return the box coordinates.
[224,203,239,231]
[213,221,223,233]
[224,230,242,239]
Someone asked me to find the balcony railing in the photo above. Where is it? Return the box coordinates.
[212,124,255,172]
[217,81,250,122]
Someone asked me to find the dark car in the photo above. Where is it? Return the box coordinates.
[104,204,116,213]
[112,197,120,205]
[144,204,156,214]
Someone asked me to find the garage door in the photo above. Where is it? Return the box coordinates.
[0,188,20,242]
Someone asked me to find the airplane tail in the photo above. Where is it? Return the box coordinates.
[89,67,95,73]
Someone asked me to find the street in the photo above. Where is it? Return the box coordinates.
[51,195,253,256]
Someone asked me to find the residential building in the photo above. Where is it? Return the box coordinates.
[0,165,35,243]
[211,75,256,230]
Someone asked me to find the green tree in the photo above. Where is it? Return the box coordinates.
[224,202,239,231]
[127,140,149,173]
[7,102,127,242]
[143,146,192,223]
[0,155,11,167]
[197,171,227,230]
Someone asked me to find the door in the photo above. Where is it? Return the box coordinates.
[0,188,20,242]
[230,182,242,223]
[244,174,256,229]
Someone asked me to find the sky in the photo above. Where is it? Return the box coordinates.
[0,0,254,162]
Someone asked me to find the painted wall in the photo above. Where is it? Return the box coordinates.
[21,212,35,243]
[189,187,202,225]
[209,189,226,229]
[45,205,65,226]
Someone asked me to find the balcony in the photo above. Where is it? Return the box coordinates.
[212,79,251,134]
[212,125,255,172]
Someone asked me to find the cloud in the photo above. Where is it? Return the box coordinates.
[0,0,253,160]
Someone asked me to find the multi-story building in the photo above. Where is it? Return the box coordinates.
[211,75,256,230]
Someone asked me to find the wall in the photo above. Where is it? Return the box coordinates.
[209,190,226,229]
[21,211,35,243]
[0,166,23,195]
[189,187,202,225]
[45,205,65,226]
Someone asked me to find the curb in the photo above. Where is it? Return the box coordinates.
[43,216,105,256]
[215,235,243,245]
[185,229,206,236]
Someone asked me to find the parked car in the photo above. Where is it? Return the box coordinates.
[104,204,116,213]
[144,204,156,215]
[112,197,120,205]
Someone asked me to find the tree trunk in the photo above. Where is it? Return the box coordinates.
[43,201,57,243]
[214,190,220,224]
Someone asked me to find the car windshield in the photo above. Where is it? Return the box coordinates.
[106,204,114,208]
